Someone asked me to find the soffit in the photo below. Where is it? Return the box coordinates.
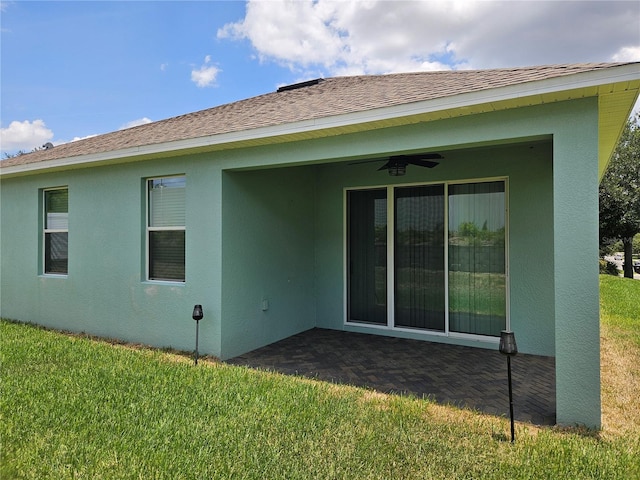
[598,85,640,178]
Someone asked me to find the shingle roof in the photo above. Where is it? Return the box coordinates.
[1,63,636,169]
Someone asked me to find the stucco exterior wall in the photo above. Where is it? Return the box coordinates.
[551,101,601,427]
[314,140,555,356]
[308,98,599,426]
[1,155,223,357]
[1,97,601,426]
[220,167,317,359]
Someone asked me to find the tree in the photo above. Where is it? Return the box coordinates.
[599,113,640,278]
[2,150,29,159]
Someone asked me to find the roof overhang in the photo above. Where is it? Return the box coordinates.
[2,63,638,179]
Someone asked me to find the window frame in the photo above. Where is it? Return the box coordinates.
[42,186,69,276]
[344,177,509,342]
[145,175,186,283]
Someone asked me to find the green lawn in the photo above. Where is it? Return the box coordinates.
[599,275,640,439]
[600,274,640,347]
[1,277,639,479]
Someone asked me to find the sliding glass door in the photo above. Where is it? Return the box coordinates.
[448,182,506,336]
[347,189,387,325]
[346,180,507,338]
[394,185,445,331]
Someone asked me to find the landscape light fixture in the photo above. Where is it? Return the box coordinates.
[499,330,518,442]
[192,304,204,365]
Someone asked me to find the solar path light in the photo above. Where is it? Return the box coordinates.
[499,330,518,442]
[192,304,204,365]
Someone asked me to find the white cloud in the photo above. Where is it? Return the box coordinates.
[0,116,155,154]
[191,55,221,87]
[0,2,12,33]
[119,117,153,130]
[0,119,54,152]
[69,134,98,143]
[219,0,640,75]
[612,46,640,62]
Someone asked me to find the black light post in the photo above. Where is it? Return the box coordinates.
[192,304,204,365]
[499,330,518,442]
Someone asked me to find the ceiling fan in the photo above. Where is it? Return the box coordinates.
[350,153,443,176]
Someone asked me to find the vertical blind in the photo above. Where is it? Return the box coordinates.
[347,189,387,325]
[448,181,506,336]
[347,180,506,337]
[394,185,445,331]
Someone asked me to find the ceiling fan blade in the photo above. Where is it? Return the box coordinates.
[405,158,439,168]
[392,153,442,168]
[349,152,443,170]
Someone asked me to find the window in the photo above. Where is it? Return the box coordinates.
[448,182,506,336]
[147,176,185,282]
[346,180,507,338]
[43,187,69,275]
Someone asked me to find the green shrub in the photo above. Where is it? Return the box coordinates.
[599,259,619,276]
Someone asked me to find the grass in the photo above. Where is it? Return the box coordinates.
[600,274,640,347]
[599,275,640,439]
[1,276,639,479]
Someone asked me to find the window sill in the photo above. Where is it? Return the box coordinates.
[143,279,185,286]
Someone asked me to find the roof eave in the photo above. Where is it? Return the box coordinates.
[2,63,638,179]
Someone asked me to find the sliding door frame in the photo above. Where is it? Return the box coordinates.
[344,176,510,343]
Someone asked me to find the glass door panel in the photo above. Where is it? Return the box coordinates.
[394,185,445,331]
[448,181,506,336]
[347,189,387,325]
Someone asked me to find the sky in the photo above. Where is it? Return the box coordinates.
[1,0,639,155]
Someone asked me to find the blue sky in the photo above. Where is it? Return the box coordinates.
[2,1,639,154]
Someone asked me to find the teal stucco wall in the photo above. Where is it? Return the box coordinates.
[220,167,317,360]
[551,101,601,427]
[312,99,600,426]
[1,155,223,357]
[1,97,601,426]
[314,140,555,356]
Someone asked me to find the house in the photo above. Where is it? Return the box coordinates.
[2,63,639,428]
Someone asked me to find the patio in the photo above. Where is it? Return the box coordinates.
[227,328,556,425]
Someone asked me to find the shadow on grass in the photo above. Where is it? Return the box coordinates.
[1,318,604,441]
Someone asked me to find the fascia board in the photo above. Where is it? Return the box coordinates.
[2,63,639,178]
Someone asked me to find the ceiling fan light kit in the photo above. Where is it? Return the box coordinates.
[351,153,443,176]
[388,162,407,176]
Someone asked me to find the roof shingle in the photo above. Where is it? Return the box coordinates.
[1,63,635,168]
